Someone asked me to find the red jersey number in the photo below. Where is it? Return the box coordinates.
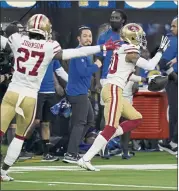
[17,48,45,76]
[109,53,118,74]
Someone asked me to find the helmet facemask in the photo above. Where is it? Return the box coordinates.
[136,32,147,50]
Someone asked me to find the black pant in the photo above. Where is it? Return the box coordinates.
[67,94,94,155]
[36,93,59,122]
[166,80,178,143]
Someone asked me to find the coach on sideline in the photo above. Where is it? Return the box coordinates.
[63,26,102,163]
[158,17,178,155]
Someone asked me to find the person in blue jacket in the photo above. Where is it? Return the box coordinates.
[63,26,102,163]
[158,17,178,156]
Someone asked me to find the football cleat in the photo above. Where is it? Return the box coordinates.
[1,174,14,182]
[77,158,100,171]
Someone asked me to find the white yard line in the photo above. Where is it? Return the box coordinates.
[10,164,177,172]
[15,180,177,190]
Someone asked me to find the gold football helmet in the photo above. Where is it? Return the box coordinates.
[26,14,52,40]
[120,23,147,49]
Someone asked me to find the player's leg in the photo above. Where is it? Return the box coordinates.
[19,93,44,159]
[78,84,123,170]
[0,91,17,181]
[7,119,16,145]
[41,93,59,162]
[1,97,37,181]
[120,98,142,132]
[0,91,17,138]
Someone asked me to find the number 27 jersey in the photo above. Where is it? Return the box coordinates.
[106,44,140,90]
[8,33,61,98]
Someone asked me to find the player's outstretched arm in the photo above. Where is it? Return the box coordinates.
[136,36,170,71]
[54,39,120,61]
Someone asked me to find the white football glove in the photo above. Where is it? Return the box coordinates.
[158,36,170,53]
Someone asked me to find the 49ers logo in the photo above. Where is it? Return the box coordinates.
[128,25,140,32]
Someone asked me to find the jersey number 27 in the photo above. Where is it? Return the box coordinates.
[16,47,45,76]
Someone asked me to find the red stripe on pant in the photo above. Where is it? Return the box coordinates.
[107,85,118,127]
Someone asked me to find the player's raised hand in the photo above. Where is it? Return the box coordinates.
[158,36,170,53]
[102,38,121,51]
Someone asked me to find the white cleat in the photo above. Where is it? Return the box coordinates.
[77,158,100,171]
[1,174,14,182]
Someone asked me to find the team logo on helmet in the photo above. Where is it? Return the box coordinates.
[128,25,140,32]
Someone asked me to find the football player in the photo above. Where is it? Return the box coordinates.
[78,23,170,171]
[0,14,119,181]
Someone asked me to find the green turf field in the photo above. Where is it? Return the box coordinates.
[1,150,177,190]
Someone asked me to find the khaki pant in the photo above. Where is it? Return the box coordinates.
[1,91,37,137]
[101,84,142,128]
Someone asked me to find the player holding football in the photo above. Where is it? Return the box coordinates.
[0,14,119,181]
[78,23,170,171]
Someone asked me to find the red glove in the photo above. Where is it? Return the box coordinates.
[102,39,121,51]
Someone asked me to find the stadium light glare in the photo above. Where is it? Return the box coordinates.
[6,1,36,8]
[125,1,154,8]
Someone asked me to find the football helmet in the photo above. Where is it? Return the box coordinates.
[148,75,168,92]
[120,23,147,49]
[26,14,52,40]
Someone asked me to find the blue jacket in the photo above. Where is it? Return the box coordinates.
[66,49,99,96]
[96,28,120,79]
[161,33,178,73]
[39,60,61,93]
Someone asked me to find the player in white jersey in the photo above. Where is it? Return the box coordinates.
[0,14,119,181]
[78,23,170,171]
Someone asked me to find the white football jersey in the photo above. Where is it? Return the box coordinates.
[7,33,61,98]
[105,44,140,90]
[0,35,8,50]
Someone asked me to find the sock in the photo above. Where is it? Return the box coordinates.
[7,128,16,145]
[101,125,116,141]
[121,132,131,154]
[120,119,142,133]
[83,134,107,161]
[42,140,50,155]
[170,141,178,148]
[1,169,7,176]
[100,127,123,154]
[4,135,24,167]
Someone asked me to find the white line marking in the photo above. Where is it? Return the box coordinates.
[10,164,177,172]
[15,180,177,190]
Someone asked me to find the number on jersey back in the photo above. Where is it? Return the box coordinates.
[7,33,61,90]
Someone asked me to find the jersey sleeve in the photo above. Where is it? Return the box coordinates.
[8,33,21,51]
[52,41,61,58]
[0,35,8,50]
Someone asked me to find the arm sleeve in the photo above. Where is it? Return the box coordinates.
[136,52,162,71]
[74,58,99,77]
[128,74,142,82]
[52,41,61,58]
[0,35,8,50]
[55,67,68,82]
[62,46,101,60]
[7,33,21,51]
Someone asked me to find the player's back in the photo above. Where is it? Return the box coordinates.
[8,33,61,97]
[106,44,139,89]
